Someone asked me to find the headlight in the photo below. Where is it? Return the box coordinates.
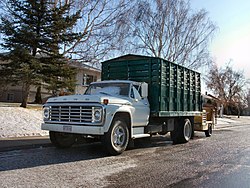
[92,107,102,123]
[43,106,50,120]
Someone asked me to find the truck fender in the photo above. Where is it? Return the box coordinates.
[103,103,135,136]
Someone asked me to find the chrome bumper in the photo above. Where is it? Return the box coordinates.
[41,123,105,135]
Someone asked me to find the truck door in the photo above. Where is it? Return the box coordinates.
[130,85,150,126]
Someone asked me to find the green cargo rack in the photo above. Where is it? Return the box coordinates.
[102,54,202,117]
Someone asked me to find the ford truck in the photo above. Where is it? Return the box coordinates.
[42,54,216,155]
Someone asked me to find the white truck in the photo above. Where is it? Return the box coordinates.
[42,55,215,155]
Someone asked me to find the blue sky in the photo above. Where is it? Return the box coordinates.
[191,0,250,80]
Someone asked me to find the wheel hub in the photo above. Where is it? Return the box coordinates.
[184,121,192,140]
[113,126,125,146]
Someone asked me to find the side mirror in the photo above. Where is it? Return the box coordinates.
[141,82,148,98]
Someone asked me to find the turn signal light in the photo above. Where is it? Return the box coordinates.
[103,99,109,105]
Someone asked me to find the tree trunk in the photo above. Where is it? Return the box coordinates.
[20,83,31,108]
[0,85,8,98]
[34,85,42,104]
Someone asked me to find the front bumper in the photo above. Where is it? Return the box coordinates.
[41,123,105,135]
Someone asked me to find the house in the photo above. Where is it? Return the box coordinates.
[0,58,101,103]
[69,61,101,94]
[203,93,222,117]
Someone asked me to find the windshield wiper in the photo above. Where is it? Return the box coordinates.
[98,91,112,96]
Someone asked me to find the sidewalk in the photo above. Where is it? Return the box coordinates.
[0,136,51,152]
[216,115,250,126]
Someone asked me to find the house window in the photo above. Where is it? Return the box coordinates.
[7,93,14,102]
[83,74,97,86]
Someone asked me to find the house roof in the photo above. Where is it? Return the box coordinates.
[68,61,101,72]
[207,94,220,101]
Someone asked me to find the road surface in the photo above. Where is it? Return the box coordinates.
[0,123,250,188]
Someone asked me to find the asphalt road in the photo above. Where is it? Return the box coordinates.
[0,123,250,188]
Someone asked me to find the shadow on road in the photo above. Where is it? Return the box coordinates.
[0,142,109,171]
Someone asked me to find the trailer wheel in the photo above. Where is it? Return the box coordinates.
[171,118,192,144]
[49,131,76,148]
[103,118,129,155]
[205,123,212,137]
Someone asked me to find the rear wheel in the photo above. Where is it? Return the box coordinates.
[205,123,212,137]
[103,118,129,155]
[171,118,193,144]
[49,131,77,148]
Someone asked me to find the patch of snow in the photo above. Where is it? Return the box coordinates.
[216,116,250,126]
[216,118,236,125]
[0,107,48,138]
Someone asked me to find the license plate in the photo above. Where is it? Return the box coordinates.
[63,125,72,132]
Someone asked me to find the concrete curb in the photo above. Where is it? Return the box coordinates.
[0,143,52,152]
[0,136,52,152]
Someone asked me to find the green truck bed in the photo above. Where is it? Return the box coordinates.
[102,54,202,117]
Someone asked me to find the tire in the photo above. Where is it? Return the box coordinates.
[205,123,212,137]
[103,118,129,155]
[171,118,193,144]
[49,131,76,148]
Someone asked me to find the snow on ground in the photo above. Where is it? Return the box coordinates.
[216,118,237,125]
[217,116,250,125]
[0,107,48,138]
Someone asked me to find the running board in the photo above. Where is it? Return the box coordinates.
[132,134,151,139]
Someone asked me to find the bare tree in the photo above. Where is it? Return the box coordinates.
[59,0,133,66]
[1,0,215,69]
[205,63,248,115]
[119,0,216,69]
[247,90,250,108]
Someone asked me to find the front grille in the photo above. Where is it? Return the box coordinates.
[50,105,93,124]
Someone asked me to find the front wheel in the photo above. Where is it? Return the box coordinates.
[49,131,77,148]
[103,118,129,155]
[205,123,212,137]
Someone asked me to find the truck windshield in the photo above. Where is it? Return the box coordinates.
[85,83,130,97]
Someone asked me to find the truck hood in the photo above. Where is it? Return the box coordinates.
[46,94,132,105]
